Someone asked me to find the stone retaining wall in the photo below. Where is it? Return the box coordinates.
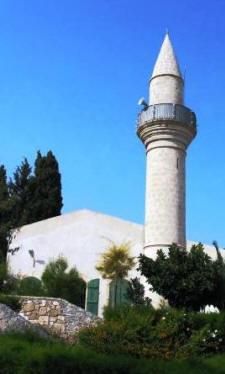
[0,303,49,338]
[20,297,100,340]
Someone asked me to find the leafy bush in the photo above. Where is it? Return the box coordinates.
[138,243,222,311]
[2,274,20,294]
[0,260,21,295]
[79,305,225,359]
[18,276,44,296]
[0,293,21,312]
[41,257,86,307]
[2,332,225,374]
[0,261,7,289]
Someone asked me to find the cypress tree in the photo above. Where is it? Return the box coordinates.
[0,165,10,259]
[30,151,63,222]
[0,152,63,259]
[9,158,32,227]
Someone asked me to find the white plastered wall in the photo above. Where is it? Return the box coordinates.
[8,209,143,317]
[8,209,225,315]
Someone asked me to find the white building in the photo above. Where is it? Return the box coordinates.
[8,209,223,317]
[8,35,222,317]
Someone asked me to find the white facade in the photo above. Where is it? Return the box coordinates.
[8,210,143,317]
[7,209,224,316]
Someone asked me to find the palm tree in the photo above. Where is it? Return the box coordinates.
[96,243,135,307]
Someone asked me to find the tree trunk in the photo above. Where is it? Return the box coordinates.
[114,279,118,308]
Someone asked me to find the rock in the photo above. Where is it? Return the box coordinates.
[38,316,49,325]
[30,312,38,320]
[49,309,59,317]
[0,303,49,339]
[53,323,65,334]
[23,303,34,312]
[39,307,47,315]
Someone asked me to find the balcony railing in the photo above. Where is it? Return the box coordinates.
[137,103,196,129]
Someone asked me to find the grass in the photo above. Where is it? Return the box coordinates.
[0,332,225,373]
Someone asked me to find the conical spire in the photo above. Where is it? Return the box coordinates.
[151,33,182,79]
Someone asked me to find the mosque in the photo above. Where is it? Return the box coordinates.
[7,34,221,317]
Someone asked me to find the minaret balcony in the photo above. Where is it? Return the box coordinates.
[137,103,196,130]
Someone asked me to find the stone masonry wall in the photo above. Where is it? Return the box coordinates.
[20,297,100,340]
[0,303,49,338]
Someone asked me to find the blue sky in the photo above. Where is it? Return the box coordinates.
[0,0,224,246]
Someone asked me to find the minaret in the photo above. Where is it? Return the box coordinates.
[137,34,196,255]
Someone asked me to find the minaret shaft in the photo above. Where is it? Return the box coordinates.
[150,75,183,105]
[137,34,196,255]
[145,142,186,250]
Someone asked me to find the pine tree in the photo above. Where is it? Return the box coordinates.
[30,151,63,222]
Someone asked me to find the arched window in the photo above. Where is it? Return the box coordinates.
[109,279,130,308]
[87,278,100,315]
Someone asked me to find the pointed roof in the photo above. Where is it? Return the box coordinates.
[151,33,182,79]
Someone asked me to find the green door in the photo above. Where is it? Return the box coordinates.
[87,279,100,315]
[109,279,129,308]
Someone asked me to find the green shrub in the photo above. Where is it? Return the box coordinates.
[2,274,20,294]
[18,276,44,296]
[0,293,21,312]
[0,333,225,374]
[41,257,86,307]
[0,261,7,289]
[103,304,154,322]
[138,243,222,311]
[0,260,21,295]
[79,305,225,359]
[2,332,225,374]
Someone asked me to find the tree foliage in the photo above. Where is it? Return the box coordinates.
[9,158,32,227]
[0,151,62,261]
[212,241,225,310]
[0,261,8,290]
[18,276,44,297]
[0,261,20,294]
[127,277,152,306]
[0,165,11,259]
[138,243,222,311]
[96,243,135,280]
[41,257,86,308]
[29,151,63,223]
[96,243,135,307]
